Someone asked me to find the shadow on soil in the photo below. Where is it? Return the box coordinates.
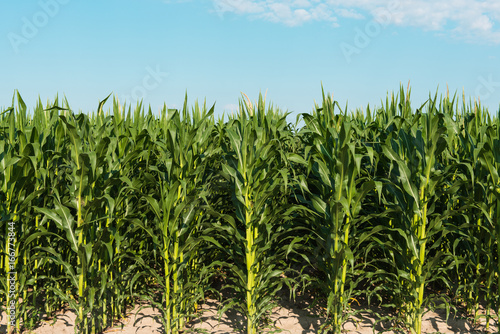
[185,288,497,334]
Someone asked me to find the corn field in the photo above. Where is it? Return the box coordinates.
[1,87,499,334]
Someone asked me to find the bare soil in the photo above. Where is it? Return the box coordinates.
[1,296,497,333]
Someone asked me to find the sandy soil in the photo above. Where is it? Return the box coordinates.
[1,297,497,333]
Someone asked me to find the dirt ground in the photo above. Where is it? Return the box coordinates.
[1,297,497,333]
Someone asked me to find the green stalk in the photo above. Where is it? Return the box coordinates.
[414,200,427,334]
[163,218,171,334]
[103,206,109,328]
[77,159,85,330]
[172,233,179,330]
[245,187,257,334]
[33,213,39,325]
[174,180,183,330]
[339,214,350,303]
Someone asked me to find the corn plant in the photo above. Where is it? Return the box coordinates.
[203,93,308,334]
[24,96,147,334]
[136,100,215,333]
[374,90,465,334]
[301,91,378,333]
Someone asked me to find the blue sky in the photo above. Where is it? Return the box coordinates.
[1,0,499,120]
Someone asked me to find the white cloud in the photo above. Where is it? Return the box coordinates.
[293,0,311,7]
[213,0,266,15]
[334,8,364,20]
[261,3,324,26]
[210,0,500,43]
[212,0,337,26]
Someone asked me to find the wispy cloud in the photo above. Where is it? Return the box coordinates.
[212,0,337,26]
[211,0,500,43]
[213,0,266,15]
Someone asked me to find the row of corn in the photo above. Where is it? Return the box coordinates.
[1,87,499,334]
